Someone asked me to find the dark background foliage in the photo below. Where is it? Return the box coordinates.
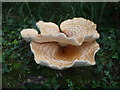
[2,2,120,88]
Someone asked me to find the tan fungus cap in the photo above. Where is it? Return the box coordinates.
[30,41,100,70]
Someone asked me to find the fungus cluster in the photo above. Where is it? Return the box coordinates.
[21,17,100,70]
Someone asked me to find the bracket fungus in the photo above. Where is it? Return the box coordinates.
[21,17,100,70]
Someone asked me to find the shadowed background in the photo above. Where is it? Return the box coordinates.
[2,2,120,88]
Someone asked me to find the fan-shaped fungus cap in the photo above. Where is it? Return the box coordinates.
[60,18,100,43]
[20,29,38,41]
[36,21,60,35]
[30,41,100,70]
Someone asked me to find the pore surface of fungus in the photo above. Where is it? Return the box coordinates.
[21,17,100,70]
